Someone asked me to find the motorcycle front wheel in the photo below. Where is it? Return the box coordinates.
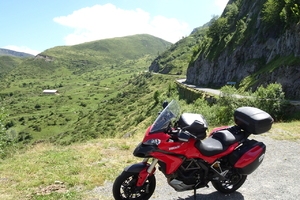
[212,174,247,194]
[112,171,156,200]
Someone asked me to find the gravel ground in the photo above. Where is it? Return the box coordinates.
[92,134,300,200]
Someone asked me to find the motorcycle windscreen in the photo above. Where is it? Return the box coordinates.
[150,100,180,134]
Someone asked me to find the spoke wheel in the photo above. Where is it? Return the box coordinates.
[113,171,156,200]
[212,173,247,194]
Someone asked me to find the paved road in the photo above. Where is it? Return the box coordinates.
[176,79,221,96]
[176,79,300,105]
[93,134,300,200]
[176,79,246,99]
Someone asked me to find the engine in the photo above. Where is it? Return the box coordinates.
[161,158,208,192]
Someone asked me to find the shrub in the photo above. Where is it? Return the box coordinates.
[253,83,288,120]
[207,17,230,41]
[200,83,288,126]
[34,104,41,109]
[262,0,300,26]
[262,0,285,25]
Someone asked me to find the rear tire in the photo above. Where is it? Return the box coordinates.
[112,171,156,200]
[212,174,247,194]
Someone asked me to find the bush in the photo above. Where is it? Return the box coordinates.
[262,0,285,25]
[225,2,239,23]
[195,83,288,126]
[34,104,41,110]
[262,0,300,26]
[253,83,288,120]
[207,17,230,41]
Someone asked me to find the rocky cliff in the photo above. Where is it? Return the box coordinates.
[186,0,300,99]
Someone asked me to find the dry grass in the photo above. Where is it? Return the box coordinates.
[269,121,300,140]
[0,134,142,200]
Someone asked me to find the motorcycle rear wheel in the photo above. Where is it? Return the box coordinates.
[112,171,156,200]
[212,174,247,194]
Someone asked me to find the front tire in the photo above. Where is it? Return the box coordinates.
[212,174,247,194]
[112,171,156,200]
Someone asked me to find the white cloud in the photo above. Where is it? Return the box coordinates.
[214,0,229,11]
[2,45,40,56]
[53,4,190,45]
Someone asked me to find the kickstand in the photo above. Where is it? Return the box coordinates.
[193,188,197,200]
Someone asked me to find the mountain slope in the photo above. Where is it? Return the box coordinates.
[0,34,174,144]
[9,34,171,78]
[148,17,218,75]
[42,34,170,61]
[186,0,300,99]
[0,48,34,57]
[0,55,24,78]
[148,25,209,75]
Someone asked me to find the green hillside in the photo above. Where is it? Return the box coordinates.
[148,17,218,75]
[9,34,171,78]
[0,55,24,78]
[149,25,209,75]
[0,34,173,146]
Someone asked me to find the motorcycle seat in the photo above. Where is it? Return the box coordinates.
[196,137,226,157]
[195,130,245,157]
[211,130,245,146]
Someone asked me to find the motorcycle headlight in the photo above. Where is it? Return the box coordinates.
[143,139,161,146]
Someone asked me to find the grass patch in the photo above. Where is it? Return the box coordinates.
[0,136,142,199]
[270,121,300,140]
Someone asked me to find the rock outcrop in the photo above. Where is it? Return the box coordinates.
[186,0,300,99]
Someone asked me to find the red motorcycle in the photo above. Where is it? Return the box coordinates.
[113,100,273,200]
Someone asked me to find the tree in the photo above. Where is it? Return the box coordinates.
[207,17,230,41]
[225,3,239,24]
[280,0,300,24]
[262,0,300,26]
[262,0,286,25]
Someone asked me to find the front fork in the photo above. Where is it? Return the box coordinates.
[136,158,158,186]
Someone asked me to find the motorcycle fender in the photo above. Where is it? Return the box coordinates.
[124,162,149,173]
[124,162,155,187]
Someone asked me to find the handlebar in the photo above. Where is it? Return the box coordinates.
[168,128,196,142]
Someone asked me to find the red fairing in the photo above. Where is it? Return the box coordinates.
[151,139,240,174]
[149,152,183,174]
[159,139,240,164]
[142,126,240,175]
[234,145,264,168]
[142,126,171,143]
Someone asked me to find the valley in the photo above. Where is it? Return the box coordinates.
[0,1,299,199]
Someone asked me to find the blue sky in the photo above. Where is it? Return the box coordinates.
[1,0,229,55]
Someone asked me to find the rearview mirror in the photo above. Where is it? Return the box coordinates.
[162,101,168,109]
